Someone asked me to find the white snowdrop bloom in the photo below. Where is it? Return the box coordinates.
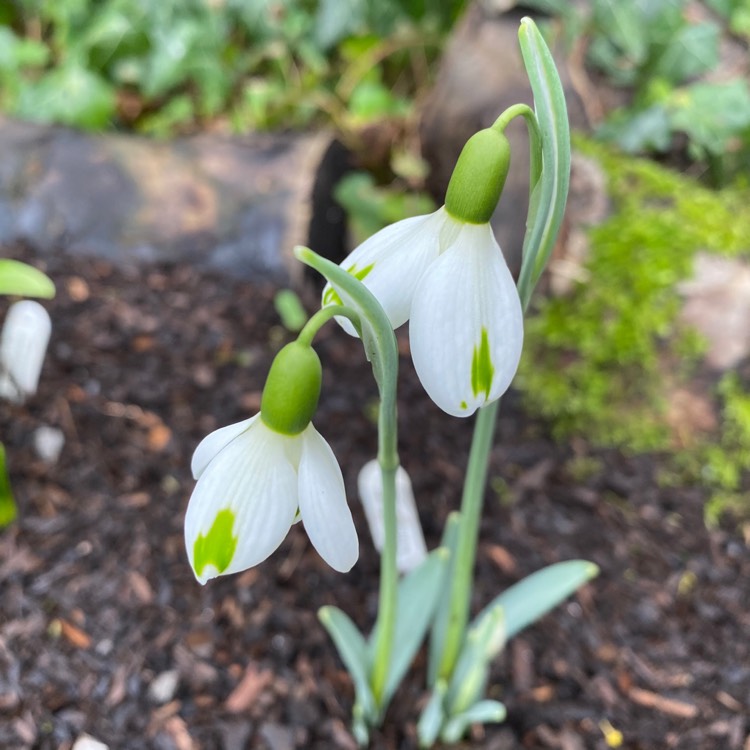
[0,300,52,403]
[184,342,357,583]
[323,128,523,418]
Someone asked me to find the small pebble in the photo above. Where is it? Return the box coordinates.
[148,670,180,704]
[72,735,109,750]
[34,426,65,464]
[260,722,295,750]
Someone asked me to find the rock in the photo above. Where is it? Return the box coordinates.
[147,670,180,705]
[419,3,588,273]
[0,116,336,283]
[33,425,65,464]
[72,735,109,750]
[259,722,295,750]
[678,253,750,370]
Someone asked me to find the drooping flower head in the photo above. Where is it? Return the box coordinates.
[323,128,523,418]
[184,341,357,584]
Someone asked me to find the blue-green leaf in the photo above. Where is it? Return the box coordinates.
[516,17,572,309]
[441,699,507,743]
[426,511,461,686]
[478,559,599,642]
[416,679,447,749]
[318,606,377,721]
[0,260,55,299]
[0,443,16,528]
[446,604,504,715]
[379,547,450,704]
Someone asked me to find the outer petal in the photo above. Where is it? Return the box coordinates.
[321,208,447,335]
[297,424,358,572]
[409,223,524,417]
[185,420,298,583]
[191,415,259,480]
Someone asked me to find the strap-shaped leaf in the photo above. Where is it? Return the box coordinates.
[446,604,504,715]
[318,606,377,722]
[0,443,16,528]
[516,17,571,309]
[426,511,461,686]
[378,547,450,704]
[477,559,598,642]
[416,678,448,749]
[441,699,507,743]
[0,260,55,299]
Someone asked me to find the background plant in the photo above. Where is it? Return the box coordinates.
[0,0,465,139]
[528,0,750,185]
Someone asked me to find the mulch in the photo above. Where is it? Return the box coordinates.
[0,244,748,750]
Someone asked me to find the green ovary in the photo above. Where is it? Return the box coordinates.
[193,508,238,577]
[471,327,495,401]
[322,262,375,306]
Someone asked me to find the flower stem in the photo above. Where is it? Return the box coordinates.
[297,304,359,347]
[370,357,400,706]
[437,399,499,679]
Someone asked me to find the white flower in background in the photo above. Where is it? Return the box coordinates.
[358,459,427,573]
[323,128,523,418]
[184,342,357,584]
[0,300,52,404]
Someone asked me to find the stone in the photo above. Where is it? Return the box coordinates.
[147,670,180,705]
[72,736,109,750]
[33,426,65,464]
[0,116,335,283]
[419,3,588,274]
[678,253,750,370]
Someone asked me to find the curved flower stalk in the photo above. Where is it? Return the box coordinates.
[323,128,524,418]
[184,340,358,583]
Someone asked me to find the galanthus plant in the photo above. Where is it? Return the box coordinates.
[0,259,55,527]
[184,18,598,748]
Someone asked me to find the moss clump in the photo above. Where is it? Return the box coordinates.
[517,136,750,514]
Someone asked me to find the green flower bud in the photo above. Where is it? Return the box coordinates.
[260,342,322,435]
[445,128,511,225]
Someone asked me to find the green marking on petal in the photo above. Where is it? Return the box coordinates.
[460,400,467,410]
[323,263,375,307]
[470,327,495,401]
[193,508,238,578]
[322,285,341,306]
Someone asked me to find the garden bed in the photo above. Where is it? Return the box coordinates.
[0,245,748,750]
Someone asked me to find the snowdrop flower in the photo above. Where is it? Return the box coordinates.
[185,342,357,584]
[323,128,523,418]
[0,300,52,404]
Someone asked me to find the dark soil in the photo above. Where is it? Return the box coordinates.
[1,245,748,750]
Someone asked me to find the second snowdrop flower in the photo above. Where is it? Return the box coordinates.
[323,128,523,418]
[185,341,358,584]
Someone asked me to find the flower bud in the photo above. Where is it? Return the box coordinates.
[445,128,511,225]
[260,342,322,435]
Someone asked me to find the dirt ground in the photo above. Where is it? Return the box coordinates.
[0,245,748,750]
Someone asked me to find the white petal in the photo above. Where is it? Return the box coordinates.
[185,420,298,583]
[297,424,358,572]
[0,300,51,403]
[358,459,427,573]
[409,223,524,417]
[321,208,447,335]
[191,415,259,480]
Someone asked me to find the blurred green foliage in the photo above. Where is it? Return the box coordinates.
[519,137,750,517]
[334,171,436,244]
[0,0,465,136]
[530,0,750,184]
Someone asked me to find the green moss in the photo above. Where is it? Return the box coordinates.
[518,136,750,513]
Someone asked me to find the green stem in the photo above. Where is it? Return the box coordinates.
[297,304,359,347]
[437,400,499,679]
[292,246,401,718]
[371,386,399,705]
